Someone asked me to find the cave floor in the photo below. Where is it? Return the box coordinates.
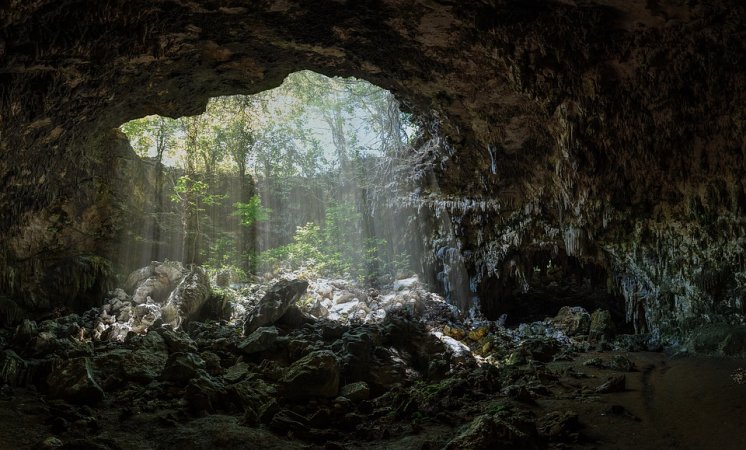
[2,345,745,450]
[541,352,746,449]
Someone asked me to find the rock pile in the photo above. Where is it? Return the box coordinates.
[0,265,661,448]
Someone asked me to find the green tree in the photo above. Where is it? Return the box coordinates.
[120,116,178,260]
[233,195,271,227]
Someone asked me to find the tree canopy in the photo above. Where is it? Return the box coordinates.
[119,70,419,282]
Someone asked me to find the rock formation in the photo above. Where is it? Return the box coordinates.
[0,1,744,346]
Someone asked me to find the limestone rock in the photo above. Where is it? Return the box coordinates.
[186,373,226,413]
[132,277,171,305]
[589,309,615,341]
[468,326,489,341]
[393,276,419,291]
[154,261,186,285]
[161,267,211,329]
[162,415,298,449]
[595,374,626,393]
[244,279,308,335]
[550,306,591,336]
[0,349,28,386]
[93,334,170,385]
[238,326,278,354]
[13,319,38,345]
[688,324,746,356]
[162,352,206,385]
[0,297,25,327]
[232,378,277,423]
[444,413,539,450]
[124,264,154,294]
[157,328,198,354]
[278,304,315,329]
[95,330,169,383]
[518,338,561,362]
[47,357,104,405]
[281,350,340,399]
[340,381,370,402]
[334,292,356,305]
[36,437,64,449]
[224,362,250,384]
[444,325,466,340]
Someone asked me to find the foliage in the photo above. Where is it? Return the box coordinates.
[120,116,178,160]
[171,175,226,207]
[119,70,418,282]
[258,202,408,285]
[233,195,271,227]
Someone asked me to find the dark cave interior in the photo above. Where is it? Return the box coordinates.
[0,1,745,448]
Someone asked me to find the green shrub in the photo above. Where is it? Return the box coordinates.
[258,202,408,285]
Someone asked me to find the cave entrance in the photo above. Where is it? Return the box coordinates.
[118,70,443,323]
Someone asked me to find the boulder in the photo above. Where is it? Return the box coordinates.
[117,330,169,382]
[518,337,561,362]
[47,357,104,405]
[124,264,154,294]
[307,300,329,319]
[161,267,211,329]
[393,276,419,291]
[132,277,171,304]
[186,373,226,413]
[315,283,333,300]
[589,309,615,341]
[595,374,626,393]
[30,319,93,358]
[197,291,233,322]
[154,261,185,285]
[201,351,223,375]
[231,378,277,423]
[444,413,539,450]
[0,297,26,327]
[162,415,296,449]
[224,362,250,384]
[93,332,170,385]
[278,304,315,329]
[36,437,64,449]
[443,325,466,340]
[281,350,340,399]
[468,326,489,341]
[157,328,198,353]
[238,326,278,354]
[244,279,308,335]
[608,355,635,372]
[0,349,28,386]
[130,303,161,333]
[688,324,746,356]
[550,306,591,336]
[340,381,370,402]
[13,319,38,345]
[162,352,206,385]
[333,292,356,305]
[268,409,311,437]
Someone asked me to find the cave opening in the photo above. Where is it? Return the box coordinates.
[117,70,420,282]
[113,70,466,328]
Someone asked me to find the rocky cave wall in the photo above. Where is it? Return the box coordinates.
[1,0,745,345]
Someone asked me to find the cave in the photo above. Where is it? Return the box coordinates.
[1,1,745,448]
